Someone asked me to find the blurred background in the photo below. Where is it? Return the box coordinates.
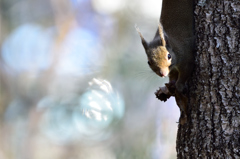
[0,0,180,158]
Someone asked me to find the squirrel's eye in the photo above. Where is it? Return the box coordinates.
[168,54,171,60]
[147,61,151,65]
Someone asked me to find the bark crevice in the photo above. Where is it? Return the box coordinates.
[176,0,240,158]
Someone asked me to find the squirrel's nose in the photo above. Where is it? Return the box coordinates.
[159,72,164,77]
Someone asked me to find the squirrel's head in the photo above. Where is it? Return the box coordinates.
[136,24,172,77]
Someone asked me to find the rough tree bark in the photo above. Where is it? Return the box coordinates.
[176,0,240,158]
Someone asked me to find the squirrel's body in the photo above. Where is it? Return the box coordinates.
[136,0,194,124]
[161,0,194,94]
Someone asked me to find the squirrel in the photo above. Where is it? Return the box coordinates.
[136,0,194,125]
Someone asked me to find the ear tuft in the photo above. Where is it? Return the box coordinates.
[158,23,166,47]
[135,24,148,50]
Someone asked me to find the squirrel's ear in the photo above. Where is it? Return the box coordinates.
[158,23,166,47]
[141,35,148,50]
[135,25,148,50]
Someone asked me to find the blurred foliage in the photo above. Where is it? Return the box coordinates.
[0,0,179,158]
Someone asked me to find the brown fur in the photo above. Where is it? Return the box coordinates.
[136,0,194,125]
[151,46,171,77]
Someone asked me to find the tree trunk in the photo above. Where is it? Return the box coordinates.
[176,0,240,158]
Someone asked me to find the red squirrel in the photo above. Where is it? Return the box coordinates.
[136,0,194,124]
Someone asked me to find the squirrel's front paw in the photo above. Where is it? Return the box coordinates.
[155,86,172,102]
